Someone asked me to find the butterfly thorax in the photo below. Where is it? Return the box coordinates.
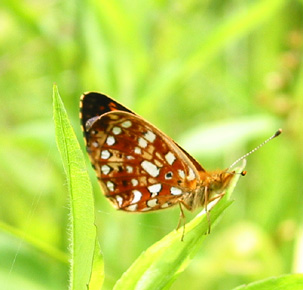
[182,170,234,211]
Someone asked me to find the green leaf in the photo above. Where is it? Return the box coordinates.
[114,164,245,290]
[52,85,104,290]
[233,274,303,290]
[88,239,104,290]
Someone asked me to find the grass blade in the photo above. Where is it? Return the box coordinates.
[53,85,103,290]
[233,274,303,290]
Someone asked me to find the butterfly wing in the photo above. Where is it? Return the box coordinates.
[80,92,206,170]
[84,110,203,212]
[80,92,134,143]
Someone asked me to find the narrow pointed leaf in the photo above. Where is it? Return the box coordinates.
[233,274,303,290]
[53,85,103,290]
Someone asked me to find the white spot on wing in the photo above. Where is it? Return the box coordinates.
[107,181,115,191]
[126,204,138,211]
[131,179,138,186]
[147,199,158,208]
[134,147,142,154]
[126,165,133,173]
[161,203,169,208]
[92,141,99,148]
[115,195,123,207]
[132,190,142,204]
[138,137,148,148]
[101,165,111,175]
[101,150,111,159]
[106,135,115,146]
[178,169,185,179]
[141,207,151,211]
[127,155,135,160]
[144,131,156,142]
[148,183,162,197]
[112,126,122,135]
[121,120,132,128]
[165,151,176,165]
[170,187,182,195]
[141,161,160,177]
[187,168,195,181]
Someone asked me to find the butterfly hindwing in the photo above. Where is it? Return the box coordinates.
[84,110,201,212]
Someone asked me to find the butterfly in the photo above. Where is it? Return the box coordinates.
[80,92,281,224]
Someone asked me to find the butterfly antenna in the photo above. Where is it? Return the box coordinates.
[228,128,282,170]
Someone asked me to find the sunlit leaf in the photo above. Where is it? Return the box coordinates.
[53,85,104,290]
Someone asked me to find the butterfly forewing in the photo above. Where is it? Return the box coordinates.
[80,92,134,143]
[85,110,202,212]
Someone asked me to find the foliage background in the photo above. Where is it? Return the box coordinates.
[1,0,302,289]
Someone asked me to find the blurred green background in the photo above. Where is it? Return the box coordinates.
[1,0,302,289]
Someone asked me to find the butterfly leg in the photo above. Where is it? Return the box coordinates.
[205,190,226,234]
[204,187,212,234]
[208,192,226,203]
[176,202,186,241]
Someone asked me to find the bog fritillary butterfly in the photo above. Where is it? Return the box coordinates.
[80,92,281,220]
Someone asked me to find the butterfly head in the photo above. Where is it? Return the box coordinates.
[199,170,235,199]
[208,170,235,193]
